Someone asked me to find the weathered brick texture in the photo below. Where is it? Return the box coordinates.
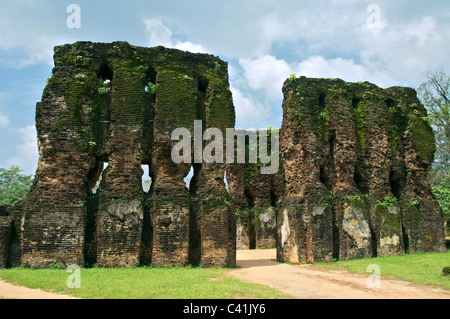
[20,41,235,268]
[277,77,446,263]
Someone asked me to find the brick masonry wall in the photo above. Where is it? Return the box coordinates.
[21,207,85,268]
[278,77,446,263]
[20,41,236,268]
[0,217,10,268]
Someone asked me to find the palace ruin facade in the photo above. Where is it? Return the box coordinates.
[0,42,446,268]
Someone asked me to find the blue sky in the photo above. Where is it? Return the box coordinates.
[1,0,450,175]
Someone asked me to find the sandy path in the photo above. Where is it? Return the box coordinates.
[0,279,79,299]
[231,249,450,299]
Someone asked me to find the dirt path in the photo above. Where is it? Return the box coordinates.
[0,279,79,299]
[231,249,450,299]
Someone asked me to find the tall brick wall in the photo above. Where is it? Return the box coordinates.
[278,77,446,263]
[229,76,446,265]
[20,41,236,268]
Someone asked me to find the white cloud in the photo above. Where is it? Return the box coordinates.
[295,56,398,88]
[174,41,207,54]
[0,35,66,69]
[0,1,69,68]
[0,112,9,127]
[144,18,208,54]
[226,3,450,88]
[356,15,450,86]
[236,50,411,102]
[249,2,364,56]
[144,18,173,47]
[231,86,271,129]
[8,125,38,175]
[239,55,292,100]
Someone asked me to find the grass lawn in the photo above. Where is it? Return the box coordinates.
[1,249,448,298]
[316,250,450,290]
[0,266,290,299]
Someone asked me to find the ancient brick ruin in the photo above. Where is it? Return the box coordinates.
[3,42,236,268]
[275,77,446,263]
[0,42,446,269]
[226,130,285,250]
[0,214,10,268]
[227,77,447,262]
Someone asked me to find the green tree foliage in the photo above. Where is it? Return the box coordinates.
[432,182,450,218]
[142,178,152,193]
[418,68,450,219]
[417,68,450,186]
[0,166,34,206]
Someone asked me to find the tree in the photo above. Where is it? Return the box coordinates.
[418,68,450,224]
[417,67,450,186]
[432,182,450,217]
[0,166,34,206]
[142,178,152,193]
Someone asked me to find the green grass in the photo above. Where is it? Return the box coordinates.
[0,266,290,299]
[2,250,449,298]
[316,251,450,290]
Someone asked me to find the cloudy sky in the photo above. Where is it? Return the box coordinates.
[1,0,449,175]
